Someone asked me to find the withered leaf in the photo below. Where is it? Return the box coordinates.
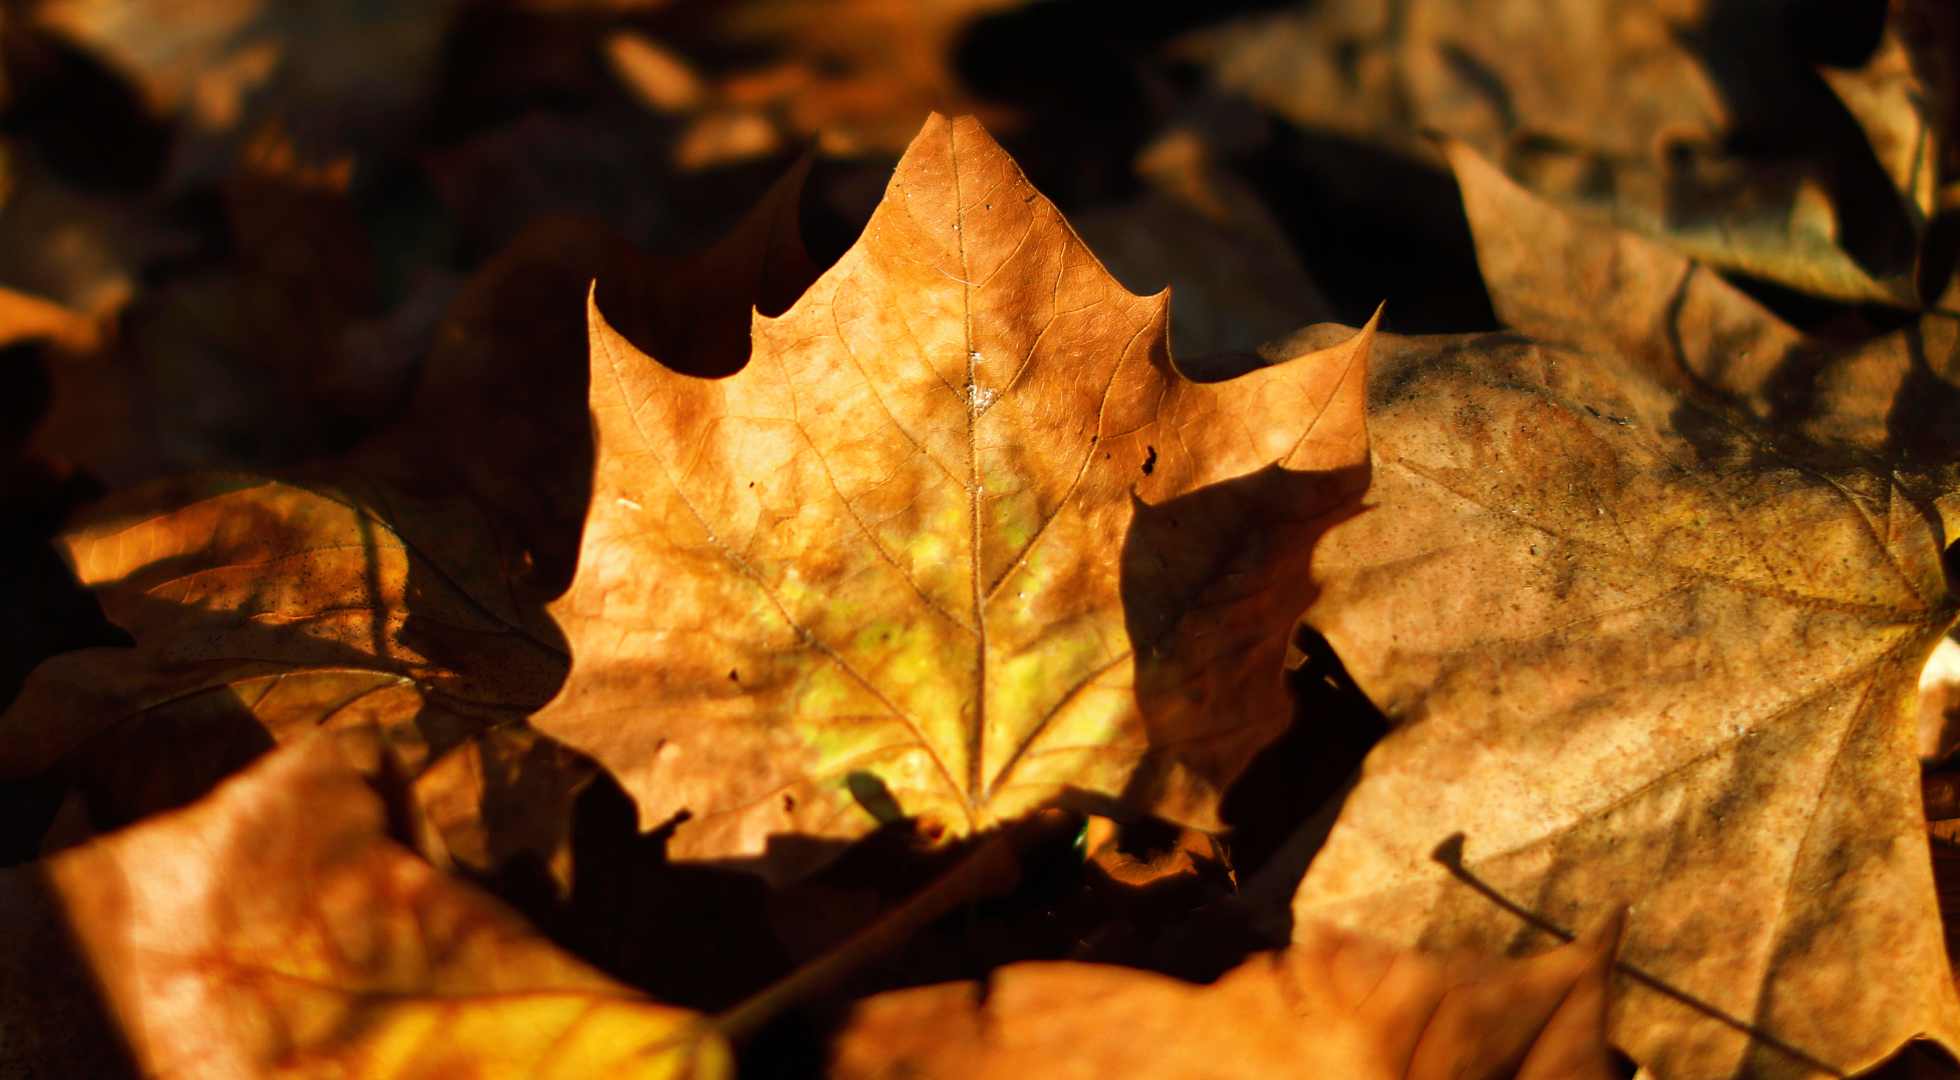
[1,155,823,880]
[1446,139,1960,506]
[0,474,585,880]
[1184,0,1932,305]
[1289,147,1960,1077]
[0,737,728,1078]
[831,911,1624,1079]
[534,114,1375,875]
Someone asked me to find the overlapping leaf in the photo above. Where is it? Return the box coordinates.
[0,473,585,873]
[1290,147,1960,1078]
[534,113,1376,875]
[832,910,1624,1079]
[0,736,727,1077]
[0,143,824,878]
[1184,0,1937,305]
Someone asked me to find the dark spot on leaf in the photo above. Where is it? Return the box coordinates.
[783,793,796,812]
[1141,446,1157,476]
[728,668,739,682]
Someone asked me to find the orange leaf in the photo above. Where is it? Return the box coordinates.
[0,737,727,1078]
[534,114,1376,876]
[831,911,1625,1079]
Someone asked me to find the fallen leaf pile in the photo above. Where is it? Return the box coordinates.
[5,3,1960,1078]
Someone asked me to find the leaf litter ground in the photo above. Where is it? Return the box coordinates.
[6,3,1960,1077]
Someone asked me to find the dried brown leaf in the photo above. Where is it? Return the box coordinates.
[0,144,825,882]
[533,114,1375,876]
[1185,0,1931,305]
[1288,147,1960,1077]
[0,737,728,1077]
[832,910,1625,1079]
[0,475,586,881]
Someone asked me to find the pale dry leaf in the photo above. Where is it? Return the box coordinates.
[1289,147,1960,1078]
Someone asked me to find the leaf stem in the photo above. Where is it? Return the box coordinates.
[711,811,1073,1044]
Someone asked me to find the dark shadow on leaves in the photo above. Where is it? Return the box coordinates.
[502,773,792,1015]
[1233,125,1500,334]
[1217,623,1389,910]
[0,343,129,863]
[68,688,275,839]
[1655,272,1960,490]
[1679,0,1916,294]
[0,22,169,192]
[1885,324,1960,465]
[1116,461,1369,826]
[0,866,143,1078]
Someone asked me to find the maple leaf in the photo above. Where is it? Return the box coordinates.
[1288,145,1960,1078]
[1444,139,1960,504]
[830,909,1624,1078]
[532,113,1377,874]
[0,736,728,1077]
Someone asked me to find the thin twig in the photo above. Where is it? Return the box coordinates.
[1431,833,1847,1078]
[713,812,1073,1043]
